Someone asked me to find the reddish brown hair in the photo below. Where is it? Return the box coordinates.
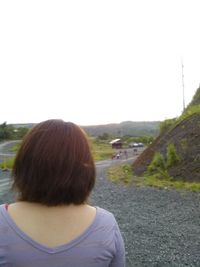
[12,120,95,206]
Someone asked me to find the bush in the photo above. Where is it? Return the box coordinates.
[166,143,180,168]
[147,152,166,174]
[0,157,15,170]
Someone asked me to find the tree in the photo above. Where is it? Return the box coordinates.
[0,122,12,140]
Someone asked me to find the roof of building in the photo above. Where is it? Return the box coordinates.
[109,138,122,144]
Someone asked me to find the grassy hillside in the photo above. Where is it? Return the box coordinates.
[11,121,160,138]
[133,86,200,182]
[82,121,160,137]
[186,87,200,108]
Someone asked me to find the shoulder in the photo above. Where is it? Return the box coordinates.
[96,207,116,220]
[88,207,121,246]
[94,207,125,258]
[0,204,6,217]
[0,204,9,226]
[0,204,11,238]
[95,207,119,230]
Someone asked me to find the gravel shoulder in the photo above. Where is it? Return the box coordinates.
[90,161,200,267]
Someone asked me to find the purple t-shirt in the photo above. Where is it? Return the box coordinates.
[0,204,125,267]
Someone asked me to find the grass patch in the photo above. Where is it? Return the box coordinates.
[0,139,114,171]
[10,143,21,152]
[138,175,200,192]
[107,164,200,191]
[0,157,15,170]
[159,105,200,135]
[107,164,133,184]
[91,139,115,161]
[175,105,200,125]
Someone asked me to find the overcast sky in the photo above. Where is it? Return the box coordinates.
[0,0,200,126]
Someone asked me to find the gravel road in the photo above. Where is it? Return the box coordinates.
[91,161,200,267]
[0,143,200,266]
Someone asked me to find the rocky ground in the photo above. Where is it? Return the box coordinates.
[91,162,200,267]
[133,113,200,182]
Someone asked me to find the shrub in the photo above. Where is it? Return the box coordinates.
[147,152,166,174]
[0,157,15,170]
[166,143,180,168]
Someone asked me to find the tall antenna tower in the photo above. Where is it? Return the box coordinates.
[181,60,186,111]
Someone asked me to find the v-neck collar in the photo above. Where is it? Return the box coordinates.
[0,204,99,254]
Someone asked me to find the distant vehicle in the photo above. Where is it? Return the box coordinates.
[128,142,144,148]
[138,142,144,147]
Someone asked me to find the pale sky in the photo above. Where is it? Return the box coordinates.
[0,0,200,126]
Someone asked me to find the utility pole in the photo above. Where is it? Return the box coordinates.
[181,59,186,111]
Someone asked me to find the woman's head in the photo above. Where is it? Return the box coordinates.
[12,119,95,206]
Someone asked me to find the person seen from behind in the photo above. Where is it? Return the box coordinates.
[0,119,125,267]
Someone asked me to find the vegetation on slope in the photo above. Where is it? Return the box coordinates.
[107,163,200,192]
[133,86,200,182]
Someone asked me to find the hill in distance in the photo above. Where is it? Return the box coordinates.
[12,121,160,137]
[11,123,35,128]
[133,86,200,182]
[82,121,160,137]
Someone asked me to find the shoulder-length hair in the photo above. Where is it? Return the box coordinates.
[12,119,95,206]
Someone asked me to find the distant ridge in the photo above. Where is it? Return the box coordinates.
[82,121,160,137]
[10,121,160,137]
[10,123,35,128]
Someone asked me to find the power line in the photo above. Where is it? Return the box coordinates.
[181,59,186,111]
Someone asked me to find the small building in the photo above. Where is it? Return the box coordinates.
[110,138,123,149]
